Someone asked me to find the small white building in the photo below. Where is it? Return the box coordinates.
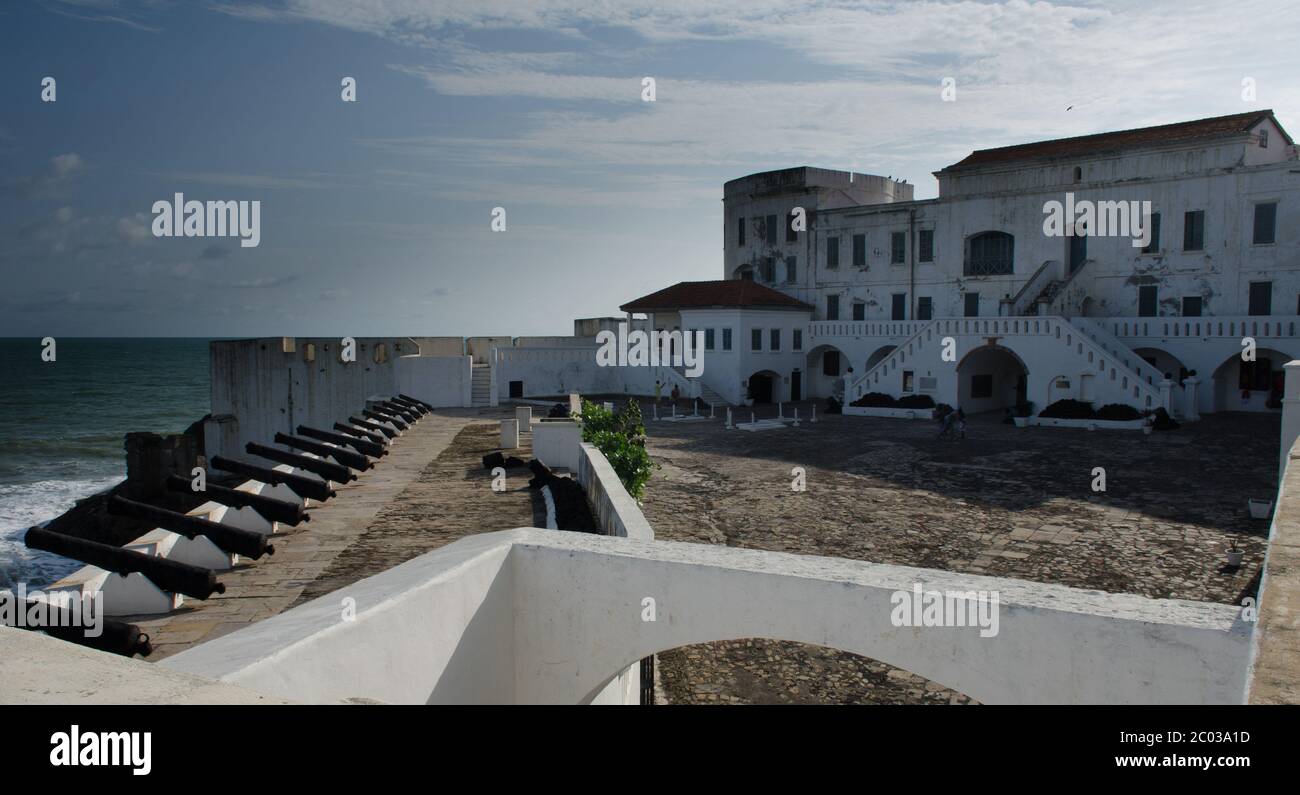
[625,109,1300,417]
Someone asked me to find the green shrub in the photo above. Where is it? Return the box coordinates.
[579,399,657,499]
[1039,399,1096,419]
[1095,403,1141,421]
[850,392,897,408]
[896,394,936,409]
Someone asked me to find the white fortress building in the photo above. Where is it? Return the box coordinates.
[611,110,1300,419]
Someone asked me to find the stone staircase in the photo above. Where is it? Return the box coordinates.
[698,382,731,408]
[471,364,492,407]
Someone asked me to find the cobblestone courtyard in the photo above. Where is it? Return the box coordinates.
[640,404,1276,704]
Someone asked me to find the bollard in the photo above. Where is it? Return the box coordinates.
[500,418,519,449]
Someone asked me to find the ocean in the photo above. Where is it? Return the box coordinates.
[0,338,211,589]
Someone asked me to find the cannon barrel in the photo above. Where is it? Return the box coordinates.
[272,433,371,472]
[247,442,356,483]
[377,401,418,422]
[297,425,386,458]
[350,416,398,439]
[333,422,387,447]
[108,496,274,560]
[24,527,225,600]
[210,456,335,502]
[12,603,154,657]
[398,394,434,412]
[164,475,307,527]
[390,396,428,416]
[363,409,408,431]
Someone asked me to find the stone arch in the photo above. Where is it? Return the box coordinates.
[744,369,783,404]
[1132,346,1188,385]
[865,344,897,371]
[1210,346,1293,412]
[805,344,850,399]
[956,343,1028,414]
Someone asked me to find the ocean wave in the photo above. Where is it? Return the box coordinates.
[0,476,123,589]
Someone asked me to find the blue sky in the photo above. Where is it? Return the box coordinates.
[2,0,1298,337]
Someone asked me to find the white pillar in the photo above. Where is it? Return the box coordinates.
[1279,361,1300,482]
[1182,376,1200,422]
[515,406,532,430]
[1159,378,1173,413]
[500,419,519,449]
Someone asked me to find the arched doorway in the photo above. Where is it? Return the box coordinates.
[745,369,782,404]
[1133,347,1189,385]
[865,344,896,371]
[1210,347,1293,412]
[805,344,849,399]
[957,344,1028,414]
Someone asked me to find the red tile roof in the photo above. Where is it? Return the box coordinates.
[621,280,812,312]
[942,110,1287,171]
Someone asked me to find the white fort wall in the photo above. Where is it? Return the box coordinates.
[163,528,1252,705]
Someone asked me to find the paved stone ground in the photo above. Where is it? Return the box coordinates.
[638,404,1276,705]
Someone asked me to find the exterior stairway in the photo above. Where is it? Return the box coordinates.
[471,364,492,407]
[698,382,731,408]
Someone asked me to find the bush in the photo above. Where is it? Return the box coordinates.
[850,392,897,408]
[896,394,936,409]
[1095,403,1141,421]
[1038,399,1096,419]
[579,399,657,499]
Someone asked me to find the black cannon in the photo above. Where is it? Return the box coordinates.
[390,396,428,416]
[333,422,388,447]
[376,401,417,423]
[11,602,154,657]
[164,475,308,527]
[108,496,274,560]
[247,442,355,483]
[362,409,408,431]
[210,456,335,502]
[25,527,225,600]
[349,416,398,439]
[297,425,386,458]
[272,432,371,472]
[398,394,434,412]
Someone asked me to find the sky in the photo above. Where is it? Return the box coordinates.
[1,0,1298,337]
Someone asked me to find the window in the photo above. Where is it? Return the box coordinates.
[737,217,745,246]
[964,292,979,318]
[826,295,839,320]
[793,329,802,351]
[965,231,1014,275]
[705,328,715,350]
[1141,212,1161,254]
[970,374,993,399]
[1073,166,1082,183]
[852,234,866,268]
[1260,128,1269,148]
[770,329,781,351]
[852,302,865,321]
[751,329,763,351]
[722,328,732,351]
[902,371,914,393]
[917,296,933,320]
[918,229,934,262]
[1240,358,1273,391]
[1182,296,1203,317]
[1138,285,1157,317]
[786,212,798,242]
[1254,202,1277,245]
[765,214,777,245]
[1250,281,1272,316]
[1183,210,1204,251]
[784,256,797,283]
[891,231,906,264]
[826,237,839,269]
[823,350,840,377]
[761,257,775,282]
[891,293,906,321]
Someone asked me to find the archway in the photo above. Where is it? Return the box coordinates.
[1133,347,1189,385]
[805,344,849,399]
[1210,347,1293,412]
[745,369,782,404]
[865,344,896,371]
[957,344,1028,415]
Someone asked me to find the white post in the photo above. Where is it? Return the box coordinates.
[1182,376,1201,422]
[811,403,818,423]
[672,403,677,418]
[751,411,756,425]
[1159,377,1174,414]
[725,407,734,429]
[500,419,519,449]
[653,403,659,421]
[793,408,800,427]
[1279,361,1300,482]
[710,402,715,419]
[778,402,784,420]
